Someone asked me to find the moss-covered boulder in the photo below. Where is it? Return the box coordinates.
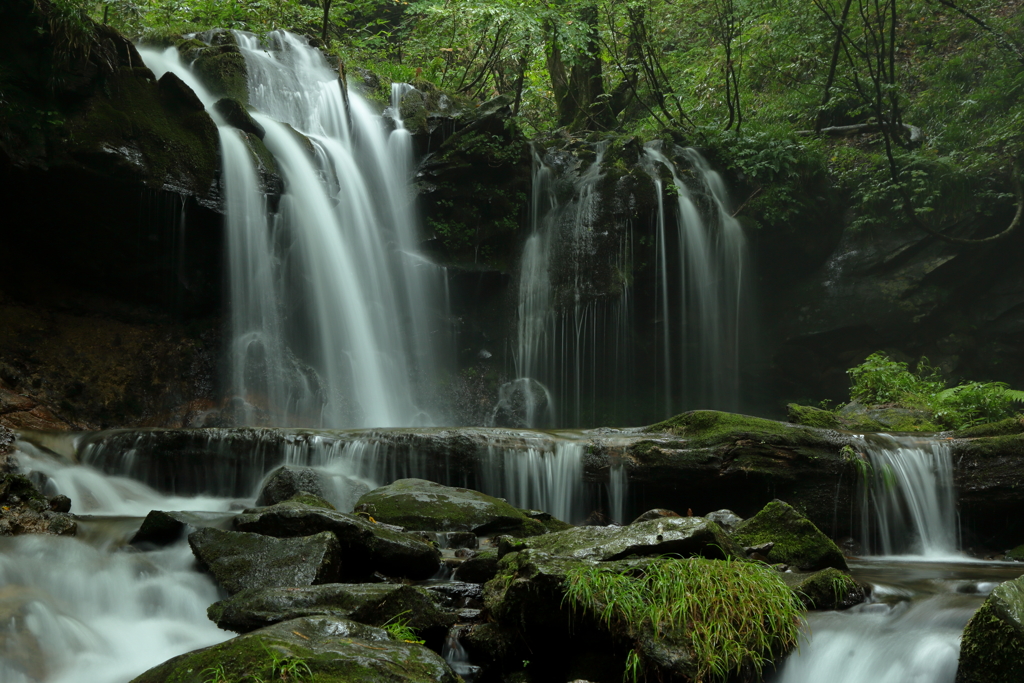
[208,583,456,636]
[354,479,545,537]
[191,44,249,105]
[731,500,848,571]
[787,403,844,430]
[456,549,499,584]
[129,616,459,683]
[839,402,940,432]
[483,549,802,683]
[188,527,342,595]
[499,516,745,562]
[233,501,441,580]
[957,575,1024,683]
[255,465,330,507]
[130,510,234,547]
[780,567,865,610]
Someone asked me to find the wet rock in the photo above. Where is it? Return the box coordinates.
[354,479,546,537]
[214,97,265,139]
[157,72,205,112]
[780,567,865,610]
[424,582,484,610]
[191,44,249,105]
[188,527,342,595]
[129,616,459,683]
[256,465,330,506]
[499,516,744,562]
[130,510,233,547]
[0,473,76,537]
[957,574,1024,683]
[48,495,71,513]
[731,500,848,571]
[705,509,743,533]
[233,501,441,580]
[455,549,499,584]
[207,583,456,636]
[520,509,574,533]
[630,509,682,524]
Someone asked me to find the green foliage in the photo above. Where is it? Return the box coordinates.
[847,352,1024,429]
[562,557,804,683]
[381,611,426,644]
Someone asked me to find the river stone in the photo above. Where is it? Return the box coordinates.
[188,527,342,595]
[130,510,234,547]
[779,567,865,610]
[208,582,456,635]
[630,509,682,524]
[957,574,1024,683]
[256,465,329,506]
[498,516,744,562]
[456,549,499,584]
[731,500,848,571]
[232,501,440,580]
[354,478,545,537]
[705,509,744,533]
[129,616,459,683]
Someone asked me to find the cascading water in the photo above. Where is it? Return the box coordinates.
[772,434,1005,683]
[144,31,450,428]
[642,142,747,415]
[854,433,958,558]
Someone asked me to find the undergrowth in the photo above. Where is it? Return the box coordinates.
[562,558,803,683]
[847,352,1024,429]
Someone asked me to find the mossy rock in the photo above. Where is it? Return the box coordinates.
[955,417,1024,439]
[232,501,441,580]
[787,403,842,430]
[499,516,745,562]
[731,500,848,571]
[1006,545,1024,562]
[780,567,865,610]
[647,410,830,448]
[519,509,574,533]
[130,510,234,547]
[191,46,249,105]
[188,527,343,595]
[456,549,499,584]
[957,575,1024,683]
[354,479,545,537]
[256,465,330,507]
[839,402,940,432]
[129,616,459,683]
[207,583,455,635]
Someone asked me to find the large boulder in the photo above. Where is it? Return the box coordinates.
[483,549,802,683]
[233,501,441,580]
[207,583,455,636]
[255,466,330,507]
[731,500,848,571]
[130,510,234,547]
[354,479,545,537]
[779,567,865,610]
[188,527,342,595]
[499,516,745,562]
[129,616,459,683]
[957,575,1024,683]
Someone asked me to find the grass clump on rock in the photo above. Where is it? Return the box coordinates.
[562,558,804,683]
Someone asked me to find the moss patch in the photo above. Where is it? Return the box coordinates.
[787,403,842,430]
[647,410,829,448]
[955,417,1024,439]
[732,500,848,571]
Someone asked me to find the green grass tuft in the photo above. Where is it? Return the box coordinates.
[562,557,803,683]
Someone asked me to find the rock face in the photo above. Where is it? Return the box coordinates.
[129,616,459,683]
[780,567,865,610]
[207,583,455,635]
[188,527,343,594]
[731,500,849,572]
[957,575,1024,683]
[354,478,546,537]
[232,501,442,580]
[499,516,744,562]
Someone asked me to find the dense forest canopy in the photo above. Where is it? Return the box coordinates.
[47,0,1023,243]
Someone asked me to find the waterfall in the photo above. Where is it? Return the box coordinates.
[853,433,958,558]
[142,31,450,429]
[642,142,747,415]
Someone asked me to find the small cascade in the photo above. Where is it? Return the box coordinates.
[143,31,451,428]
[62,428,629,524]
[853,434,958,557]
[442,631,480,682]
[642,142,747,414]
